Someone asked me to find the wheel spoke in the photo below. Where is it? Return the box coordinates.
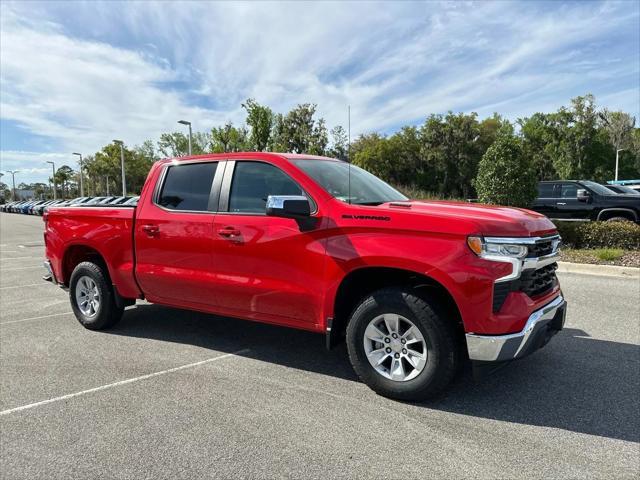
[365,324,387,342]
[383,314,399,335]
[390,357,405,381]
[367,348,390,366]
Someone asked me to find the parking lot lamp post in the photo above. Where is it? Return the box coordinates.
[615,149,626,182]
[113,140,126,196]
[178,120,192,155]
[73,153,84,197]
[46,162,56,199]
[5,171,18,200]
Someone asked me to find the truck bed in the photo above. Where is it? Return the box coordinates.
[44,206,141,299]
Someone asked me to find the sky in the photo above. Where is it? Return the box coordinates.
[1,0,638,186]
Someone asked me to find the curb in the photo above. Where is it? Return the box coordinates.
[557,261,640,279]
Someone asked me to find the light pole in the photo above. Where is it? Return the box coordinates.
[46,162,56,199]
[73,153,84,197]
[178,120,192,155]
[615,148,626,181]
[113,140,126,196]
[7,170,18,201]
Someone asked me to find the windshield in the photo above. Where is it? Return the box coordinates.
[581,181,616,195]
[290,159,407,205]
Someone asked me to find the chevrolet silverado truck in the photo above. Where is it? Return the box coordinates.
[43,153,566,400]
[531,180,640,222]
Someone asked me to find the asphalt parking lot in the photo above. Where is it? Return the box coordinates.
[0,213,638,479]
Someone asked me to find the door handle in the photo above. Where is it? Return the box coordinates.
[556,202,566,205]
[218,227,241,239]
[142,224,159,236]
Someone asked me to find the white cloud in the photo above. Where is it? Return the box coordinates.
[1,0,638,185]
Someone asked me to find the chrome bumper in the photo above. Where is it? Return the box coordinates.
[466,295,566,362]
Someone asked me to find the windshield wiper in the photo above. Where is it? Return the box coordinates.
[354,201,386,206]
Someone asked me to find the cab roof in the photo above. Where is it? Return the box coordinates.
[164,152,342,163]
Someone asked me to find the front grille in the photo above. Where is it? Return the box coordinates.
[492,262,558,312]
[527,238,556,258]
[519,263,558,298]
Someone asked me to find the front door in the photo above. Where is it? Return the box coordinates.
[134,160,223,306]
[211,160,326,327]
[555,183,591,220]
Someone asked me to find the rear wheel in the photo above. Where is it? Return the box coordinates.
[346,287,459,401]
[605,216,631,222]
[69,262,123,330]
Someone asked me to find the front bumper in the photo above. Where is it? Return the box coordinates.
[466,294,566,362]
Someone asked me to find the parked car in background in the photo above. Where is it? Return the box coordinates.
[531,180,640,222]
[607,180,640,194]
[83,197,110,206]
[58,197,93,207]
[34,199,66,215]
[24,200,45,214]
[106,196,131,205]
[605,184,640,195]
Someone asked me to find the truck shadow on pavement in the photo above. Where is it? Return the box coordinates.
[110,304,639,444]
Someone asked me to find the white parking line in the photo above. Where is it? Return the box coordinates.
[0,283,53,290]
[0,256,42,260]
[0,312,72,325]
[0,349,250,416]
[1,266,42,271]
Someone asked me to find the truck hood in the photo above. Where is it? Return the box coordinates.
[380,200,557,237]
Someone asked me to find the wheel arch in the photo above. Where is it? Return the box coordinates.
[596,208,638,222]
[328,266,464,349]
[61,243,110,286]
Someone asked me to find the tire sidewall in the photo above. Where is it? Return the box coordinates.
[347,289,450,399]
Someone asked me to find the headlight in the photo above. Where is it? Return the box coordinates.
[467,236,528,259]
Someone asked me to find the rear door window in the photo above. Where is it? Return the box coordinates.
[158,162,218,211]
[537,183,557,198]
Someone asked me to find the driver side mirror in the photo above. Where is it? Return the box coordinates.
[266,195,311,219]
[577,189,590,202]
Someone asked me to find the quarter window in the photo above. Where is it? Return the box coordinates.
[229,162,305,214]
[158,162,217,211]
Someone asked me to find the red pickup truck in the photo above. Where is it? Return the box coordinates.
[43,152,566,400]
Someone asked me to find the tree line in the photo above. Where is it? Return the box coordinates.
[4,93,638,204]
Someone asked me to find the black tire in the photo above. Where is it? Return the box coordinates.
[346,287,459,401]
[605,216,631,222]
[69,261,123,330]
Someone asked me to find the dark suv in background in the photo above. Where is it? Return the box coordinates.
[531,180,640,222]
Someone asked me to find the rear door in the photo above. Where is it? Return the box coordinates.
[531,182,558,218]
[134,160,224,306]
[210,160,326,327]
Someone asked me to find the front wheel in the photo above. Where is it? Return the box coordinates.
[69,261,123,330]
[346,287,459,401]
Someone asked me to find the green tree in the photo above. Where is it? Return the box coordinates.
[157,132,209,157]
[210,123,250,152]
[475,133,537,207]
[328,125,348,160]
[419,112,484,198]
[275,103,328,154]
[242,98,273,151]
